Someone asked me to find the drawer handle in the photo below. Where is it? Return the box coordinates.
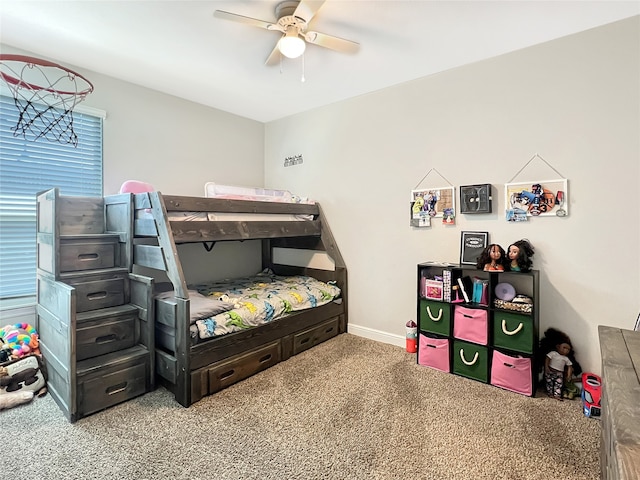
[259,354,272,363]
[96,334,117,344]
[325,327,334,334]
[501,320,523,336]
[300,337,310,345]
[459,349,479,366]
[78,253,99,261]
[87,291,108,300]
[106,382,128,396]
[426,306,442,322]
[220,369,235,380]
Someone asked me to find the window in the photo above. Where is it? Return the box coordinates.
[0,95,103,307]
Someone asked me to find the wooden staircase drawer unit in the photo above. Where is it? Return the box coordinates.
[76,305,138,360]
[66,276,126,312]
[206,341,281,394]
[59,238,118,272]
[77,347,149,417]
[293,317,339,355]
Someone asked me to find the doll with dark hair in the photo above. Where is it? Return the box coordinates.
[507,239,535,272]
[476,244,507,271]
[539,328,582,400]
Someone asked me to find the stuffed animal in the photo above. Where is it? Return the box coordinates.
[0,338,11,362]
[0,355,47,397]
[0,323,40,359]
[0,390,34,410]
[0,366,40,392]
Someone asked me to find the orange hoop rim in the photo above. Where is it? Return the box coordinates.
[0,54,94,97]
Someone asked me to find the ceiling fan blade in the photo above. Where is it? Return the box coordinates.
[265,42,282,66]
[292,0,325,24]
[304,31,359,54]
[213,10,276,30]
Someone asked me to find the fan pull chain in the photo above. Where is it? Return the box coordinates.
[301,53,306,83]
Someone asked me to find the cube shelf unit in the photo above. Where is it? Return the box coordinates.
[416,262,539,396]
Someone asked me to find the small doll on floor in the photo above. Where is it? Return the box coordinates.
[476,244,507,271]
[540,328,582,400]
[544,342,572,400]
[507,239,535,272]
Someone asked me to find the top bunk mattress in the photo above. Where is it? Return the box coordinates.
[136,210,313,222]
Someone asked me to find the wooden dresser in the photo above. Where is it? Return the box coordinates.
[598,325,640,480]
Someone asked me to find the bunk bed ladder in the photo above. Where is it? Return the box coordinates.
[137,191,191,406]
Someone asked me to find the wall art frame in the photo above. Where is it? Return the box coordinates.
[411,186,455,219]
[504,179,568,218]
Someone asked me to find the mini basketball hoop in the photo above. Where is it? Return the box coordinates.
[0,54,94,147]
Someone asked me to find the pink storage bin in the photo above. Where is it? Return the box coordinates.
[490,350,533,396]
[453,306,488,345]
[418,334,450,373]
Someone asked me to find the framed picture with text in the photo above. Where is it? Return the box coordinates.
[460,231,489,265]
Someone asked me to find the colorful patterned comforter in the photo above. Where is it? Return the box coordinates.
[192,270,341,339]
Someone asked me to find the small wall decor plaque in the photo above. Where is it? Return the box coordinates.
[460,231,489,265]
[460,184,492,214]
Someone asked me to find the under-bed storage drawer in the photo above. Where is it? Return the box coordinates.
[293,317,340,355]
[199,341,282,396]
[77,346,150,417]
[76,305,138,360]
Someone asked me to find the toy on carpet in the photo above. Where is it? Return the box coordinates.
[0,354,47,397]
[0,364,40,392]
[0,338,11,362]
[539,328,583,400]
[0,390,34,410]
[581,372,602,418]
[0,323,40,359]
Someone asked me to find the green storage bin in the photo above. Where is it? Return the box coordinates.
[452,340,489,383]
[419,299,451,336]
[493,311,534,354]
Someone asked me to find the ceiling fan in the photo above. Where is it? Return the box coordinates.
[213,0,359,65]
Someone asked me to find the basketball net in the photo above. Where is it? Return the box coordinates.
[0,55,94,147]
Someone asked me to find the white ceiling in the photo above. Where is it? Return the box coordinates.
[1,1,638,123]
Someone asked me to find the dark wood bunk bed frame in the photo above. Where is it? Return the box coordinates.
[118,192,348,407]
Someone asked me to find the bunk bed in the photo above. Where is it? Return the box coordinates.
[105,191,347,407]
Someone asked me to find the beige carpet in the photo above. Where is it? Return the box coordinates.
[4,334,600,480]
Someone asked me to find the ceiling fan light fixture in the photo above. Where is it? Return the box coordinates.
[278,27,306,59]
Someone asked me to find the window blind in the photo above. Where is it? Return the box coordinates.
[0,95,103,301]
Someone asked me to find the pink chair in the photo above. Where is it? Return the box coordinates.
[119,180,154,194]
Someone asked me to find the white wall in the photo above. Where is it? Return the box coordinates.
[3,17,638,374]
[1,44,267,284]
[264,17,640,374]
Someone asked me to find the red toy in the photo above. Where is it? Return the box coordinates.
[581,372,602,418]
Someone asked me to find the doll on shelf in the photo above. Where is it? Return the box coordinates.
[476,244,507,271]
[507,239,535,272]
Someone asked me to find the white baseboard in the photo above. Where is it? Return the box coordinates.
[347,323,405,348]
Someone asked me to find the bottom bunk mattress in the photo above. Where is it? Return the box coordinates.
[159,270,342,342]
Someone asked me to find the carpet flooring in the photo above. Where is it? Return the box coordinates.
[3,333,600,479]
